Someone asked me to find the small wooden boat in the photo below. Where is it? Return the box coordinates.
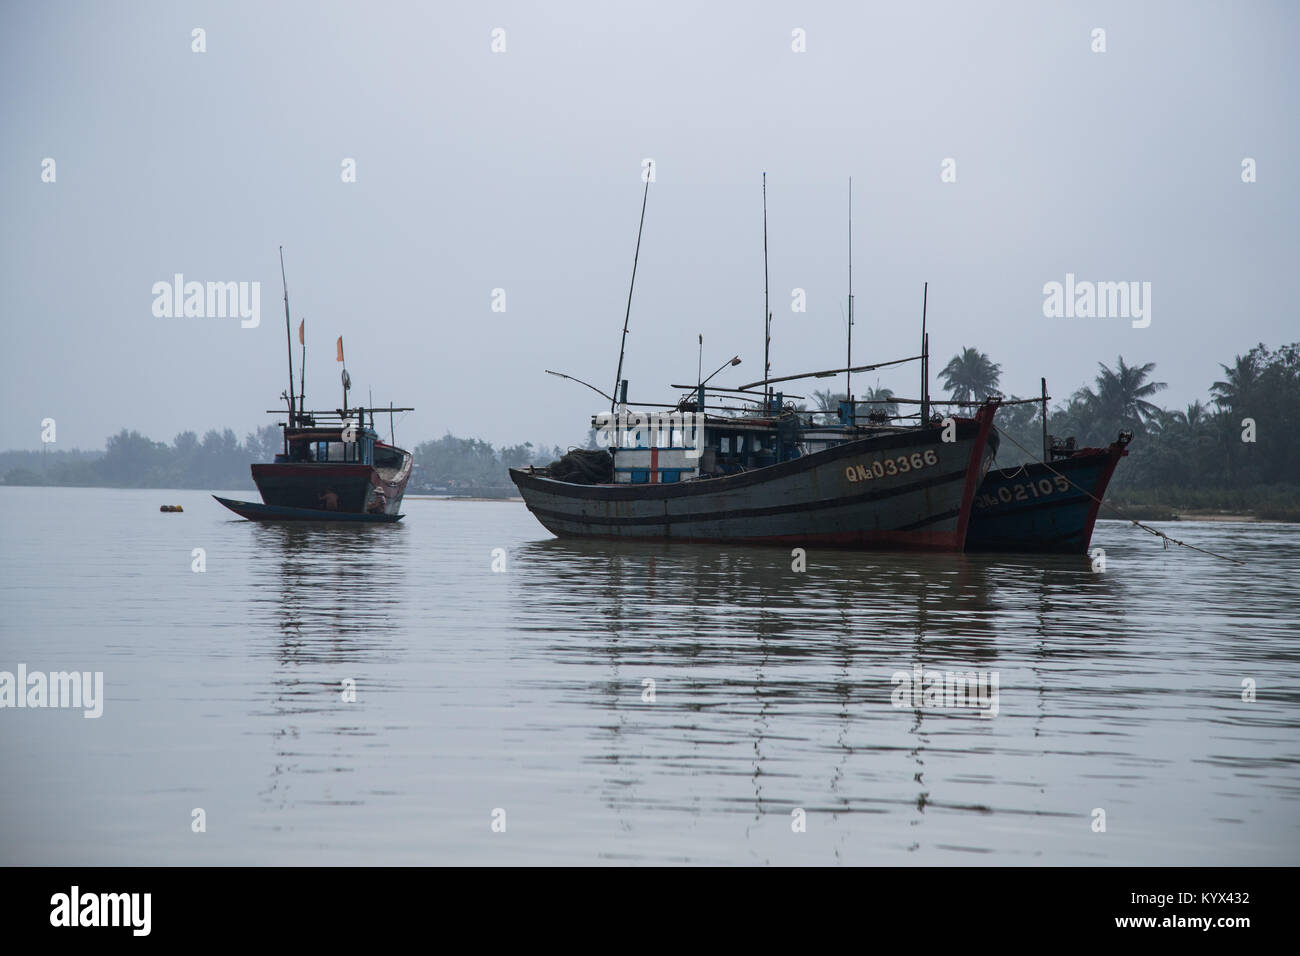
[214,249,415,523]
[215,404,415,523]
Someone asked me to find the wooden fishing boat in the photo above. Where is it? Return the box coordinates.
[213,248,415,523]
[514,177,1005,550]
[965,433,1131,553]
[215,406,414,522]
[510,402,999,550]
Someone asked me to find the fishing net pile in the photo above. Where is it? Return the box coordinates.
[536,449,614,484]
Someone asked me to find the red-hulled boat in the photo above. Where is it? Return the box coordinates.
[213,248,415,523]
[215,406,414,522]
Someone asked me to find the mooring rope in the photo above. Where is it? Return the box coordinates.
[992,425,1245,565]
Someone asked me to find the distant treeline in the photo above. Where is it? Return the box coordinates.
[409,436,569,494]
[4,342,1297,516]
[0,426,573,494]
[1,427,282,490]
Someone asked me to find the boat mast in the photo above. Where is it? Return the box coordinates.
[279,247,296,429]
[697,333,703,401]
[845,178,853,417]
[298,318,306,419]
[920,282,929,424]
[611,178,650,416]
[763,172,770,402]
[1041,377,1049,460]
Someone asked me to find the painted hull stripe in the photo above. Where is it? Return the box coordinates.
[524,467,968,528]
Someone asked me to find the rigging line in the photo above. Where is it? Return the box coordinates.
[992,424,1245,566]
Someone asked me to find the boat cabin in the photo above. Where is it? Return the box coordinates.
[605,415,808,483]
[277,425,380,465]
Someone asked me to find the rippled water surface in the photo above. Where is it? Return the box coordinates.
[1,486,1296,865]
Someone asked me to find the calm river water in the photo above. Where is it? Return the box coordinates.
[1,486,1296,865]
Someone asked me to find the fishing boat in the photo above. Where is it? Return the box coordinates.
[512,176,1006,550]
[510,398,1000,550]
[965,432,1131,553]
[214,249,414,523]
[214,405,414,522]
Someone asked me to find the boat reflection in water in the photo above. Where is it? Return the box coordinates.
[246,522,410,815]
[507,535,1137,860]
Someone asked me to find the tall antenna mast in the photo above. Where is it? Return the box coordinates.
[1041,377,1049,460]
[279,246,296,427]
[920,281,929,424]
[763,172,770,399]
[612,177,651,415]
[697,333,703,395]
[845,178,853,409]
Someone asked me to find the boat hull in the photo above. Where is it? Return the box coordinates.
[509,406,997,551]
[213,496,403,522]
[965,439,1128,553]
[250,450,411,517]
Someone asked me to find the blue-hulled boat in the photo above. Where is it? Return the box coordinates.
[965,433,1131,553]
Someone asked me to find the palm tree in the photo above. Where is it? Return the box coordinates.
[856,385,900,420]
[1074,356,1166,435]
[1175,400,1207,430]
[939,348,1002,403]
[811,388,846,424]
[1211,351,1262,413]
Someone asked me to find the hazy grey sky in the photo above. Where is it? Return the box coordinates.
[2,0,1297,452]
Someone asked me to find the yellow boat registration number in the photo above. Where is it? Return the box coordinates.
[846,449,939,482]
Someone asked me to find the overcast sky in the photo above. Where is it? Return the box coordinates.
[2,0,1296,452]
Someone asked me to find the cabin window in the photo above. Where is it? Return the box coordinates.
[661,470,679,483]
[719,436,730,454]
[630,469,649,484]
[316,442,328,462]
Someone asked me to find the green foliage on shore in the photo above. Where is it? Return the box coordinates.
[968,343,1300,521]
[1106,485,1300,523]
[408,435,565,494]
[0,426,280,489]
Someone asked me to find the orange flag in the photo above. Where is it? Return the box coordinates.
[336,336,344,362]
[298,319,304,345]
